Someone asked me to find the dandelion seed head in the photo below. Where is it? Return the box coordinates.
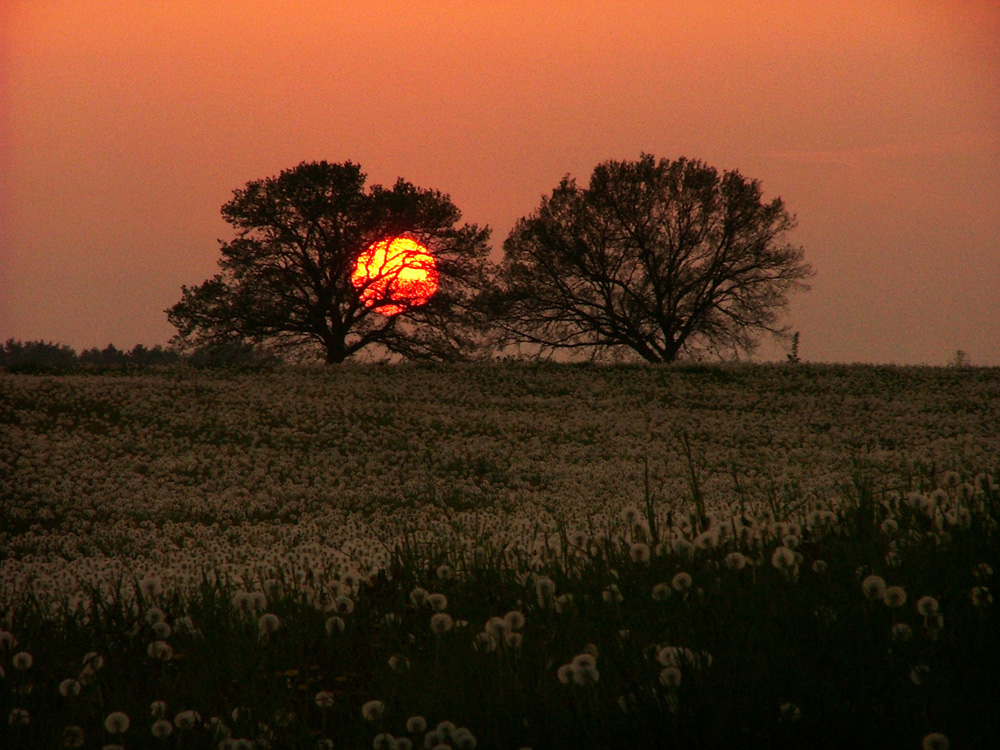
[651,582,672,601]
[862,575,887,601]
[883,586,907,608]
[361,700,384,722]
[60,725,85,748]
[427,593,448,612]
[891,622,913,642]
[659,666,682,688]
[916,596,940,616]
[671,572,693,592]
[258,613,281,634]
[315,690,335,708]
[173,710,200,730]
[430,612,454,634]
[724,552,747,570]
[59,678,82,696]
[11,651,33,670]
[9,708,30,727]
[103,711,130,734]
[406,715,427,733]
[151,719,173,738]
[922,733,950,750]
[325,616,345,634]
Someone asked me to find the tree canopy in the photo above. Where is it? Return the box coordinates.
[491,155,813,362]
[167,161,493,363]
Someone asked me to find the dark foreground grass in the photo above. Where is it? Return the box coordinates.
[2,479,998,750]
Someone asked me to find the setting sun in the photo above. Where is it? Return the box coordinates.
[351,237,439,316]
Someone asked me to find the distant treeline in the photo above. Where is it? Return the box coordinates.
[0,339,278,374]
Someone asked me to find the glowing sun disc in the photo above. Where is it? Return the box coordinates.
[351,237,439,316]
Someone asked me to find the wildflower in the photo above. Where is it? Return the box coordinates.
[334,596,355,614]
[811,560,828,574]
[59,678,82,696]
[651,582,672,601]
[430,613,454,634]
[427,592,448,612]
[60,725,85,748]
[436,564,454,580]
[173,710,200,730]
[423,729,446,748]
[556,664,574,684]
[891,623,913,642]
[602,584,624,603]
[145,606,165,625]
[629,542,651,563]
[9,708,30,726]
[361,700,384,722]
[11,651,33,670]
[916,596,940,617]
[409,587,429,607]
[782,534,799,549]
[406,716,427,733]
[104,711,130,734]
[373,733,394,750]
[258,613,281,635]
[883,586,907,608]
[152,621,172,639]
[671,572,693,593]
[388,654,410,672]
[622,505,642,525]
[325,616,345,634]
[503,610,526,631]
[151,719,173,738]
[922,732,950,750]
[315,691,335,708]
[862,575,887,601]
[147,640,174,661]
[724,552,747,570]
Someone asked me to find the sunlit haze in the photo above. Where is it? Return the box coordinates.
[2,0,997,364]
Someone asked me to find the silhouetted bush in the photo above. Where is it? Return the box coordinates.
[186,341,280,371]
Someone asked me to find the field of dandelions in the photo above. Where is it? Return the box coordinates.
[1,362,998,750]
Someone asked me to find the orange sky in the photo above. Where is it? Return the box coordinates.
[2,0,998,364]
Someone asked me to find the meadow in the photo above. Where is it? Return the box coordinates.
[1,362,998,749]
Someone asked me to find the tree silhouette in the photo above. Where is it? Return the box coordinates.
[491,155,813,362]
[167,161,493,363]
